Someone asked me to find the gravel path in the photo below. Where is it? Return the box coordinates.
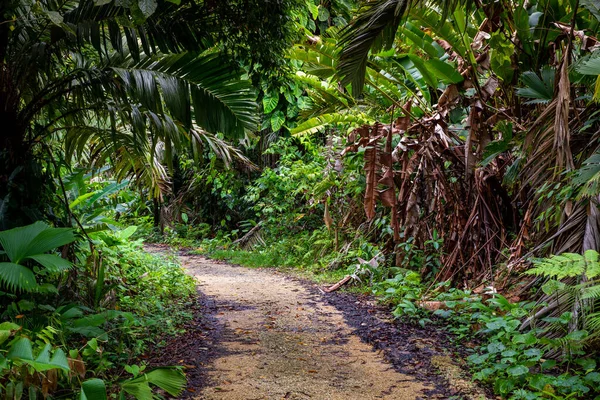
[178,253,434,400]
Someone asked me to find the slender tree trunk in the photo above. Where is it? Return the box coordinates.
[153,198,161,228]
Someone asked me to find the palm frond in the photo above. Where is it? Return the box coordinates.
[113,51,259,137]
[338,0,409,95]
[0,262,37,293]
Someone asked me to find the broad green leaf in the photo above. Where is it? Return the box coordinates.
[270,111,285,131]
[489,32,514,82]
[46,11,63,25]
[514,6,532,55]
[541,359,556,370]
[467,353,489,364]
[26,254,72,273]
[117,226,138,240]
[512,333,537,345]
[565,330,588,341]
[263,94,279,114]
[49,349,70,371]
[399,27,439,59]
[87,181,129,206]
[144,368,186,396]
[523,348,542,360]
[291,113,372,136]
[516,68,555,104]
[138,0,157,17]
[487,341,506,353]
[317,6,330,22]
[541,279,565,295]
[507,365,529,376]
[26,227,75,259]
[307,2,318,19]
[7,338,34,361]
[576,358,597,371]
[0,330,11,345]
[81,379,108,400]
[404,54,438,89]
[501,350,518,357]
[121,381,152,400]
[585,372,600,383]
[0,322,21,331]
[0,262,37,292]
[0,222,47,263]
[25,346,70,372]
[68,325,108,339]
[424,59,464,84]
[70,192,95,209]
[122,368,186,398]
[579,56,600,76]
[582,0,600,21]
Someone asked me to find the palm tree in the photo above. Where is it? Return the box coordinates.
[0,0,296,227]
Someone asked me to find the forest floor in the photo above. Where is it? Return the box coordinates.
[146,245,489,400]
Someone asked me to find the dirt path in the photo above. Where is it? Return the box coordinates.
[146,247,488,399]
[177,253,436,400]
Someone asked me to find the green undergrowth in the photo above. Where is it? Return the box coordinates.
[179,223,382,286]
[0,223,195,399]
[370,265,600,400]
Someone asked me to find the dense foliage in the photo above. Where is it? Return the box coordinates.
[3,0,600,398]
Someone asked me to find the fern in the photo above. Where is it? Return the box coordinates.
[527,250,600,280]
[528,250,600,343]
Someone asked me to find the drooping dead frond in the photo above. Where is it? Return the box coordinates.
[232,223,265,250]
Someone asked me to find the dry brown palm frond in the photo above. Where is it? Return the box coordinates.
[553,55,575,172]
[232,223,265,250]
[344,108,513,284]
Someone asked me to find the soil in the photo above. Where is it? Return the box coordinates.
[146,246,489,400]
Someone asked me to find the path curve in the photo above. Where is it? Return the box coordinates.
[178,253,434,400]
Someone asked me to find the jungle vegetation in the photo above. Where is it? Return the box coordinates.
[2,0,600,398]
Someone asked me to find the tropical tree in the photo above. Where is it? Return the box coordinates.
[289,0,600,283]
[0,0,302,227]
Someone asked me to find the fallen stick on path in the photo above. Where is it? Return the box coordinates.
[323,275,352,293]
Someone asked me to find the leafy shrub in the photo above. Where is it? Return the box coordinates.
[463,296,600,399]
[372,270,424,318]
[0,222,194,399]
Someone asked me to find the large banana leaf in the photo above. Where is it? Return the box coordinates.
[292,113,373,136]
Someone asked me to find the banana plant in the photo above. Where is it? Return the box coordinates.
[0,222,75,293]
